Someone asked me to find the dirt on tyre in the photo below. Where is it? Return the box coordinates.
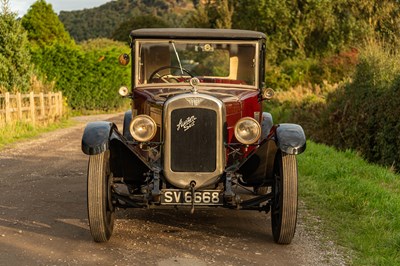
[271,151,298,244]
[87,150,115,242]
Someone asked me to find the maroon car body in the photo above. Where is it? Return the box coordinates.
[82,28,306,244]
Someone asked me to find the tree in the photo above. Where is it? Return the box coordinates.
[21,0,74,47]
[111,15,169,43]
[215,0,234,29]
[0,0,32,92]
[59,0,192,42]
[80,38,128,52]
[187,0,234,29]
[233,0,400,63]
[232,0,264,31]
[339,0,400,45]
[186,1,210,28]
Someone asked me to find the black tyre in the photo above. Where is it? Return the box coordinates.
[271,151,298,244]
[87,151,115,242]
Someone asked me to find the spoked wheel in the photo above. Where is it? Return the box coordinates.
[87,150,115,242]
[271,151,298,244]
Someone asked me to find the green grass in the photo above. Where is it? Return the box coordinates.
[298,141,400,265]
[0,119,74,149]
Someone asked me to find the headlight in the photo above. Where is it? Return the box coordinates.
[234,117,261,145]
[129,115,157,142]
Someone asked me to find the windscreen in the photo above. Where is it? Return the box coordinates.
[136,40,258,88]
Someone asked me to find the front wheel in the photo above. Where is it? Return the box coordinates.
[271,151,298,244]
[87,151,115,242]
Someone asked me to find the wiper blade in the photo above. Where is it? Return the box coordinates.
[170,41,184,75]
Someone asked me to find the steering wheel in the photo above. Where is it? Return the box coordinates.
[148,66,194,83]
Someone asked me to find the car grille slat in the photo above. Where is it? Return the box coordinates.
[170,108,216,172]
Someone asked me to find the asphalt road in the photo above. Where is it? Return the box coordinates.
[0,114,345,266]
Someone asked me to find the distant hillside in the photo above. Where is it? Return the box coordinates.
[59,0,194,42]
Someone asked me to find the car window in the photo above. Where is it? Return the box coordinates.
[136,40,258,88]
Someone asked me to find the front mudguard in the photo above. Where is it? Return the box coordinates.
[81,121,150,184]
[238,139,277,186]
[238,123,306,186]
[82,121,117,155]
[275,123,306,155]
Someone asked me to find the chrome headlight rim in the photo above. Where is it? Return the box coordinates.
[129,115,157,142]
[234,117,261,145]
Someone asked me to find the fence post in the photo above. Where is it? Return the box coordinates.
[54,92,59,117]
[16,92,22,120]
[29,91,35,126]
[49,92,55,119]
[59,92,63,117]
[5,92,11,124]
[39,92,45,119]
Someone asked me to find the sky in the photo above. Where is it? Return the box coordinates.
[9,0,112,17]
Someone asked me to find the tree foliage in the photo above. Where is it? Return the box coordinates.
[112,15,169,43]
[18,1,129,110]
[0,0,32,92]
[57,0,400,65]
[231,0,400,63]
[188,0,234,29]
[59,0,193,42]
[80,38,128,52]
[16,0,400,111]
[21,0,74,48]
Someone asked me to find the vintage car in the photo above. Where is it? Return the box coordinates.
[81,28,306,244]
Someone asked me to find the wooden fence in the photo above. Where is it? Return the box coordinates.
[0,92,63,126]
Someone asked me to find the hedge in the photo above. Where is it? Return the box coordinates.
[31,43,130,110]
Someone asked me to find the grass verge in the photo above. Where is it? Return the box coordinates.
[298,141,400,265]
[0,119,74,149]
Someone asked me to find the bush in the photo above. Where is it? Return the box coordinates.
[268,82,339,142]
[265,58,322,90]
[277,41,400,171]
[323,42,400,165]
[265,50,358,91]
[319,48,358,84]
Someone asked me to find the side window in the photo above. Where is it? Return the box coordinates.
[138,44,171,84]
[236,45,256,85]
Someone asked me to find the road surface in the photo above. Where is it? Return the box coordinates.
[0,114,346,265]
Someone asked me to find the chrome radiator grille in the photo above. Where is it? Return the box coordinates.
[170,108,217,172]
[163,93,226,189]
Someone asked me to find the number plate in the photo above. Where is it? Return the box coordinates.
[161,189,223,205]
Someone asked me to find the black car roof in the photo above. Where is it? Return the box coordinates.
[130,28,266,40]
